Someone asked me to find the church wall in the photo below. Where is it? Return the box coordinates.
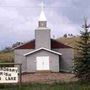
[26,50,59,72]
[53,48,74,72]
[14,49,34,72]
[35,29,51,49]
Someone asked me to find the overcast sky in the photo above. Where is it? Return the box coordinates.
[0,0,90,50]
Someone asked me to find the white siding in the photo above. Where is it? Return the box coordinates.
[26,50,59,72]
[53,48,74,72]
[14,49,34,72]
[35,29,51,49]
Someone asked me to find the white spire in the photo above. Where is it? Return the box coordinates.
[39,1,47,21]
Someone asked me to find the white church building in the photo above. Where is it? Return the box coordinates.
[14,3,74,73]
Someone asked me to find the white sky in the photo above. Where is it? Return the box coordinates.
[0,0,90,50]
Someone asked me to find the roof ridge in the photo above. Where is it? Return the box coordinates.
[24,47,62,56]
[13,39,35,50]
[14,39,72,50]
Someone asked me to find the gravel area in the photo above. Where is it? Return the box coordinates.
[21,72,77,84]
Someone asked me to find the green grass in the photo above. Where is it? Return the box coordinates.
[0,83,90,90]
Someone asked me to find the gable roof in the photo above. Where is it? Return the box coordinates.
[14,39,71,49]
[51,39,71,49]
[24,47,62,56]
[14,40,35,49]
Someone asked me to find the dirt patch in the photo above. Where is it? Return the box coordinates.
[21,73,77,84]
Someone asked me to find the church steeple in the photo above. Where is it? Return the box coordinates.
[35,1,50,49]
[38,1,47,28]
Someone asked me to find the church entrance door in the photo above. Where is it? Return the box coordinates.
[36,56,49,70]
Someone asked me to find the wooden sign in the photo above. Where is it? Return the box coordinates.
[0,67,18,83]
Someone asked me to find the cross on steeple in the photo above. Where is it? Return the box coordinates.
[39,0,46,21]
[41,1,44,11]
[38,0,47,28]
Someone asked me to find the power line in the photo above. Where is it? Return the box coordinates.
[0,6,89,8]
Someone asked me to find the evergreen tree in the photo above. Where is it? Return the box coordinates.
[74,18,90,82]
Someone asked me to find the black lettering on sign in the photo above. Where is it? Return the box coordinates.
[0,72,3,75]
[5,77,16,80]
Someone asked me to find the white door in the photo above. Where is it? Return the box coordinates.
[36,56,49,70]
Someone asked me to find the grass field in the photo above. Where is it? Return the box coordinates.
[0,83,90,90]
[0,52,14,63]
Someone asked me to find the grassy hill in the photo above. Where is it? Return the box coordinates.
[57,37,80,48]
[57,37,80,55]
[0,52,14,63]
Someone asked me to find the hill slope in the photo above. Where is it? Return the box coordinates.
[0,52,14,62]
[57,37,80,48]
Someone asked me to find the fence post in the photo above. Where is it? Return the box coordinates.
[19,64,22,89]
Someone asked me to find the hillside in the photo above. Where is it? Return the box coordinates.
[57,37,80,56]
[0,52,14,62]
[57,37,80,48]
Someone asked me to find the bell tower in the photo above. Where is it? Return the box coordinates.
[35,1,51,49]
